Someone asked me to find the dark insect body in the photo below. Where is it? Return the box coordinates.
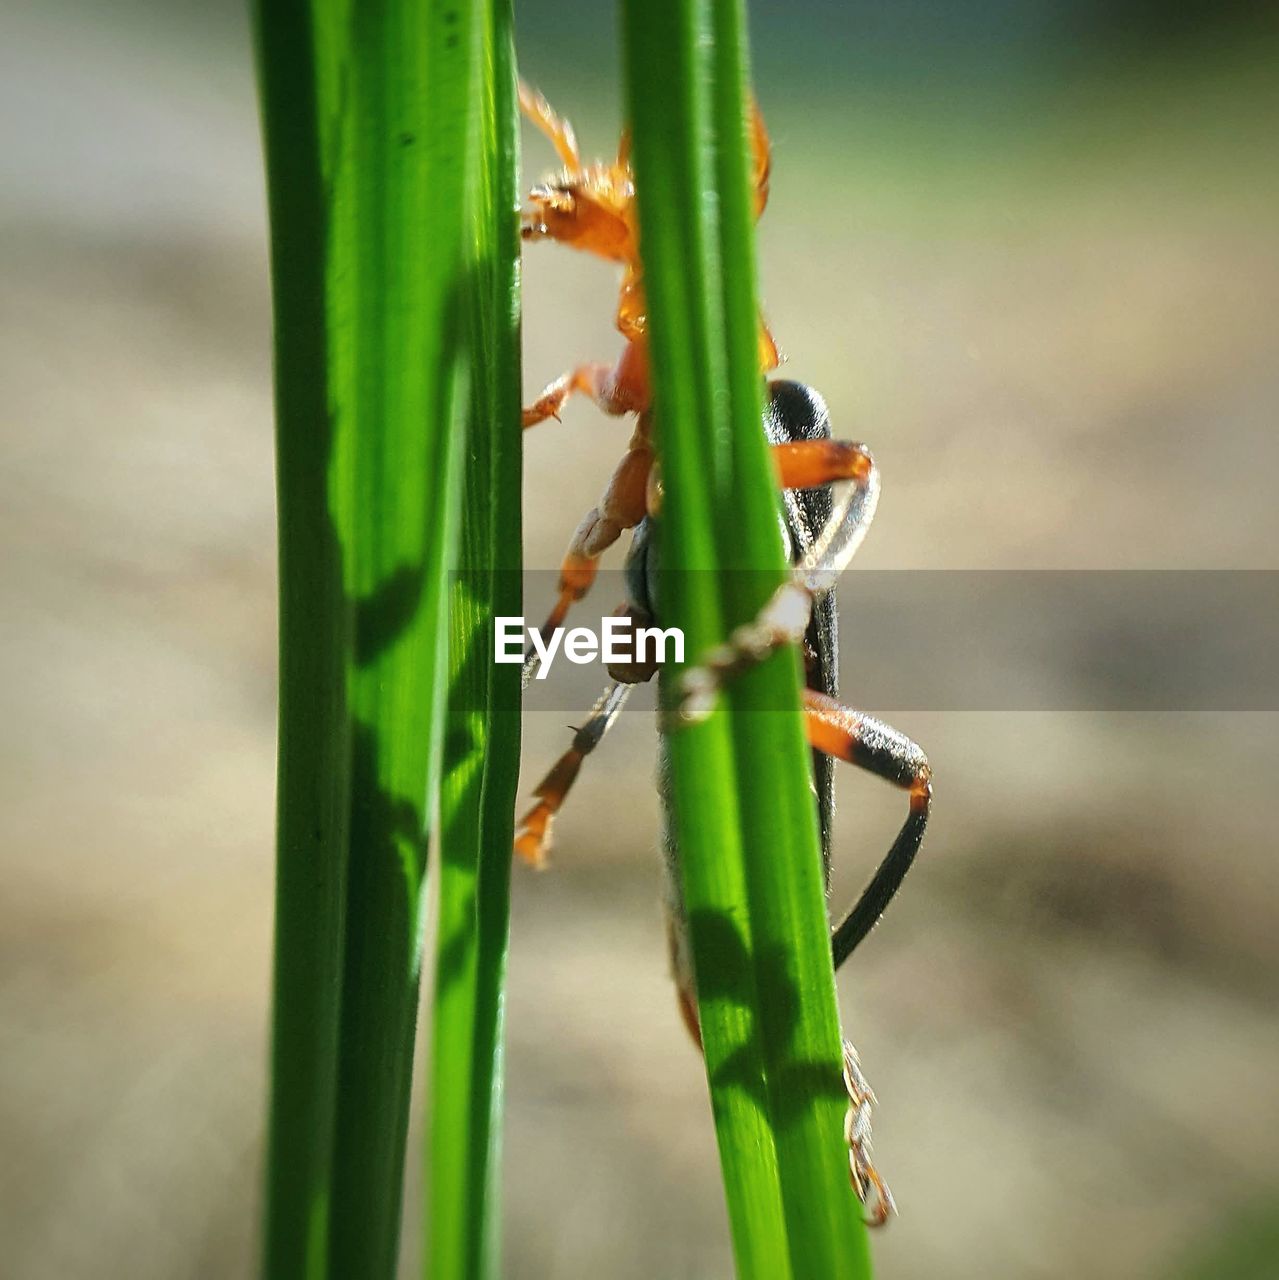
[515,84,931,1226]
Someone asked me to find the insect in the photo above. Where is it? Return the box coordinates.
[516,80,777,645]
[515,83,932,1227]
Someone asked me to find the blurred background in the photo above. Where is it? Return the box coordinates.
[2,0,1277,1276]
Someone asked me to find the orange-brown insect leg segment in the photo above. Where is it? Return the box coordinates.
[669,431,879,722]
[518,79,581,171]
[676,985,703,1052]
[522,358,646,428]
[775,437,880,587]
[523,365,608,428]
[514,682,632,867]
[521,192,576,244]
[520,545,598,686]
[803,689,932,969]
[758,318,781,374]
[534,547,597,635]
[771,438,875,492]
[522,442,656,681]
[749,97,771,217]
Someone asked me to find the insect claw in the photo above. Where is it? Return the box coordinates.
[842,1038,896,1227]
[859,1163,897,1228]
[521,653,539,688]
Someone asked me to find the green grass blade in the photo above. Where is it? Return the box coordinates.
[622,1,873,1277]
[255,7,348,1270]
[255,0,487,1274]
[427,0,522,1276]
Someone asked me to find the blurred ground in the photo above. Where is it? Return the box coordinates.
[2,2,1277,1277]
